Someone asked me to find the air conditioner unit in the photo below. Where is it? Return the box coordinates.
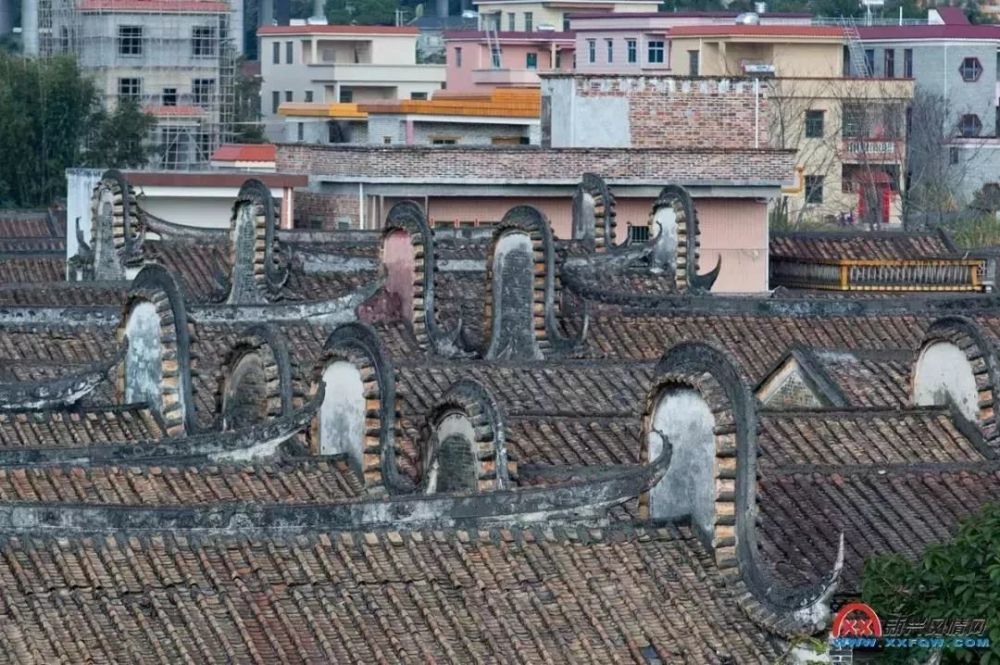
[537,24,556,31]
[742,63,776,74]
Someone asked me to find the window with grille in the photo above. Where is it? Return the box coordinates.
[805,110,824,138]
[507,12,515,30]
[192,26,216,57]
[526,52,537,69]
[305,90,313,102]
[627,39,637,64]
[959,113,982,137]
[647,40,664,64]
[524,12,533,31]
[688,50,699,75]
[628,225,650,243]
[118,77,141,100]
[606,39,613,63]
[118,26,142,56]
[884,49,895,77]
[193,78,214,107]
[960,57,982,82]
[587,39,596,64]
[805,175,824,204]
[162,88,177,106]
[904,48,913,77]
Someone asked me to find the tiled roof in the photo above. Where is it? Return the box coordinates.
[0,325,117,365]
[584,313,926,380]
[0,283,125,306]
[0,525,779,663]
[0,211,60,239]
[770,230,957,261]
[858,23,1000,40]
[757,409,988,468]
[0,406,164,448]
[759,462,1000,590]
[506,416,639,466]
[0,256,65,283]
[0,457,363,505]
[210,143,276,162]
[258,24,419,35]
[806,348,912,408]
[670,25,844,38]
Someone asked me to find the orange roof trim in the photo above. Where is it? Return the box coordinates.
[360,89,541,118]
[278,102,369,119]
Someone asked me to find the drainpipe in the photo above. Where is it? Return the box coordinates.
[754,77,760,149]
[359,182,364,230]
[781,165,806,194]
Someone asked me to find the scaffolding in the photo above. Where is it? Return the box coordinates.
[36,0,239,170]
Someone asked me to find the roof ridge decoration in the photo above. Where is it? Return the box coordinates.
[143,207,230,242]
[226,179,289,305]
[421,378,516,494]
[118,264,198,437]
[640,341,842,637]
[310,322,401,493]
[646,185,720,293]
[912,316,1000,455]
[76,169,145,280]
[0,343,126,411]
[381,201,465,356]
[215,324,302,432]
[571,173,619,252]
[484,205,588,361]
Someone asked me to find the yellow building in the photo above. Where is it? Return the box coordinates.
[670,25,914,226]
[474,0,658,33]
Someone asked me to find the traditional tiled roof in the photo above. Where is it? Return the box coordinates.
[0,283,125,306]
[0,456,363,505]
[506,416,639,466]
[0,324,117,365]
[0,406,165,448]
[757,408,993,589]
[0,257,66,284]
[770,230,957,261]
[0,525,779,663]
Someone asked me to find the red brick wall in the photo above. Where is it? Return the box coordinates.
[571,77,769,149]
[276,145,794,185]
[294,191,360,229]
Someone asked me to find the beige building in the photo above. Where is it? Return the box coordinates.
[670,25,914,226]
[475,0,658,33]
[259,24,446,141]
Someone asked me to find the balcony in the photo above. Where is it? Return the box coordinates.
[771,257,985,292]
[839,138,903,163]
[471,68,542,87]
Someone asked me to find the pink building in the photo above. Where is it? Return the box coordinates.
[570,11,811,73]
[444,31,575,93]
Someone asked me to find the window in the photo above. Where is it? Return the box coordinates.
[587,39,596,64]
[959,113,982,137]
[339,89,353,103]
[272,42,280,64]
[272,90,280,113]
[297,122,304,141]
[805,175,824,204]
[305,90,313,102]
[285,41,294,64]
[411,92,428,100]
[688,50,699,76]
[563,17,570,31]
[118,26,142,56]
[197,132,213,161]
[884,49,895,78]
[162,88,177,106]
[491,136,530,145]
[508,12,515,30]
[842,104,865,138]
[555,50,561,68]
[431,137,458,144]
[526,52,538,69]
[192,78,214,106]
[383,136,392,144]
[960,57,983,82]
[805,110,825,138]
[328,121,347,143]
[491,46,501,67]
[864,49,874,76]
[524,12,533,32]
[904,48,913,77]
[950,147,960,165]
[117,77,141,100]
[627,39,637,64]
[455,46,462,67]
[285,90,293,103]
[606,39,613,63]
[192,26,216,57]
[628,225,650,243]
[647,40,664,64]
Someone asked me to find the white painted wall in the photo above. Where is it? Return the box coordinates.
[319,361,367,474]
[913,341,979,420]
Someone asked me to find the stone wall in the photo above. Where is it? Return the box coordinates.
[276,144,795,186]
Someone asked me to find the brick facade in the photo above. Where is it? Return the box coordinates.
[294,191,360,230]
[276,144,795,186]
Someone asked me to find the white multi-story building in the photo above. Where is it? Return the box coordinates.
[258,23,446,140]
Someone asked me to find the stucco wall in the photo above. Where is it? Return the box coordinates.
[913,341,979,420]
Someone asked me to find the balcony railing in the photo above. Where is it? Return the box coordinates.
[839,138,903,162]
[771,257,984,291]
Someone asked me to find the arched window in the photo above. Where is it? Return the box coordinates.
[382,227,415,322]
[424,411,477,494]
[959,114,982,137]
[221,351,269,429]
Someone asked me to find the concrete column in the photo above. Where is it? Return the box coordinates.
[22,0,39,55]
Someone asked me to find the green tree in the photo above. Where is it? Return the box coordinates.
[862,502,1000,664]
[326,0,397,24]
[0,52,153,207]
[83,98,157,169]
